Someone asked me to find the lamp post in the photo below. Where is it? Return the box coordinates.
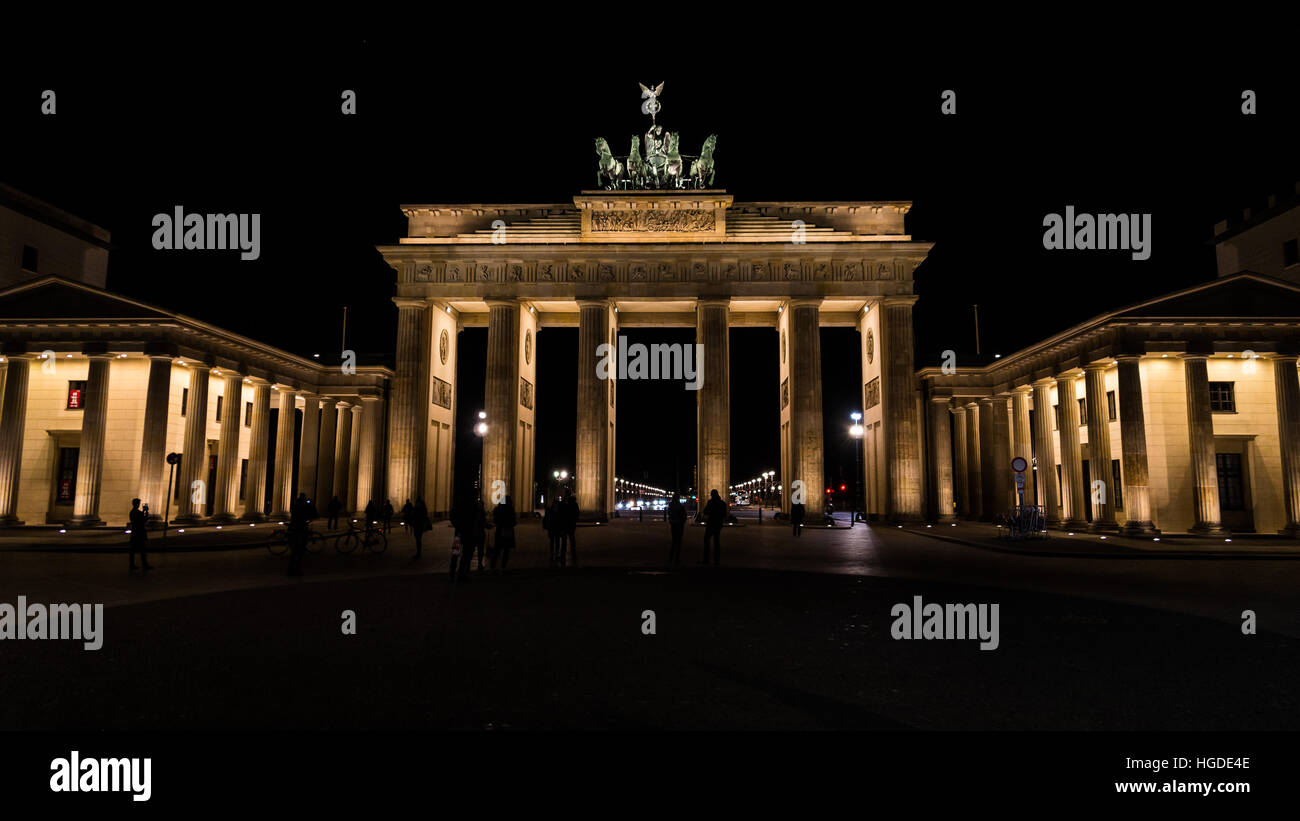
[474,411,488,503]
[850,412,865,527]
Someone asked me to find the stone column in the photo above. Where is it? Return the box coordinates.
[211,371,244,522]
[68,354,113,526]
[1011,388,1034,506]
[1272,355,1300,536]
[964,403,982,519]
[136,355,173,520]
[173,364,211,524]
[1184,354,1227,535]
[333,402,353,508]
[576,299,612,518]
[1057,374,1088,529]
[347,404,362,512]
[242,379,271,521]
[977,398,998,520]
[298,393,321,499]
[1116,356,1158,535]
[1031,379,1062,525]
[387,298,428,508]
[697,299,730,506]
[1084,363,1118,530]
[271,388,296,519]
[951,406,969,516]
[355,396,382,513]
[928,397,956,521]
[315,397,338,508]
[0,356,29,526]
[484,299,521,509]
[881,297,923,520]
[788,298,825,516]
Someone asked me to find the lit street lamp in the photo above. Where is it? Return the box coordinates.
[849,412,865,526]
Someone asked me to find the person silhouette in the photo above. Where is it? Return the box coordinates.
[401,498,413,534]
[327,495,342,530]
[287,492,317,576]
[791,500,806,537]
[667,492,686,565]
[382,500,395,536]
[563,493,580,567]
[128,498,151,572]
[543,498,563,566]
[491,495,517,571]
[702,489,728,565]
[412,497,431,558]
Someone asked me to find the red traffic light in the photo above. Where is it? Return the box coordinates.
[825,488,832,494]
[840,484,846,491]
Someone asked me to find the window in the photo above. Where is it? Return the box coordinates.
[56,447,78,503]
[1078,397,1087,426]
[181,387,189,417]
[1216,453,1246,510]
[1107,390,1117,421]
[1111,459,1124,510]
[216,394,223,423]
[239,459,249,501]
[244,401,253,427]
[1209,382,1236,413]
[21,245,38,273]
[66,380,87,410]
[1285,238,1299,268]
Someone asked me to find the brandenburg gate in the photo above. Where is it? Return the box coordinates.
[377,88,933,520]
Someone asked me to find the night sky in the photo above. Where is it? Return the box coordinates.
[4,38,1297,501]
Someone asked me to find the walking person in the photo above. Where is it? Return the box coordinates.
[128,498,152,572]
[563,493,580,568]
[449,493,475,583]
[327,495,342,530]
[791,500,806,537]
[412,497,431,558]
[543,498,563,566]
[667,492,686,566]
[491,495,517,571]
[364,499,377,539]
[701,488,728,566]
[401,498,414,534]
[287,491,317,577]
[382,500,395,536]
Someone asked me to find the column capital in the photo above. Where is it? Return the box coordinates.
[930,395,954,404]
[1114,353,1143,363]
[319,395,339,407]
[485,297,521,309]
[84,351,116,361]
[1083,360,1112,373]
[1180,352,1210,362]
[784,297,823,310]
[211,365,242,379]
[1273,353,1299,364]
[878,295,919,309]
[576,297,612,308]
[393,296,430,310]
[696,297,731,308]
[1031,377,1056,389]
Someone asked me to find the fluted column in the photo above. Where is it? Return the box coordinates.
[241,379,271,521]
[928,397,956,521]
[315,397,338,508]
[271,388,296,519]
[1057,374,1088,528]
[882,297,923,520]
[356,396,383,511]
[1116,356,1158,535]
[387,298,428,507]
[67,354,113,526]
[136,355,173,520]
[1031,379,1062,525]
[977,398,997,520]
[576,299,612,518]
[1084,363,1118,530]
[173,364,211,524]
[697,299,730,505]
[298,393,320,500]
[1272,355,1300,536]
[1184,354,1227,535]
[964,403,982,519]
[788,298,824,516]
[211,371,244,522]
[0,356,29,526]
[1011,388,1034,506]
[951,407,969,516]
[347,404,362,512]
[334,402,354,508]
[484,299,521,509]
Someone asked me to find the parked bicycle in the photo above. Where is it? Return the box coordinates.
[334,518,388,554]
[268,526,326,555]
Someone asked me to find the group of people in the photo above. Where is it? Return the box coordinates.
[542,493,580,567]
[447,493,518,581]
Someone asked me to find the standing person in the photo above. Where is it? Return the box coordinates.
[701,488,728,565]
[412,497,431,558]
[287,491,316,577]
[563,493,580,568]
[472,497,490,571]
[491,495,517,571]
[791,500,806,537]
[667,493,686,565]
[382,500,395,536]
[327,495,342,530]
[401,498,414,534]
[364,499,377,538]
[449,493,474,582]
[128,498,152,572]
[543,498,563,566]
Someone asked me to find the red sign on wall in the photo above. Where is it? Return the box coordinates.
[67,389,82,409]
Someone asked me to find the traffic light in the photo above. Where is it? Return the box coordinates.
[840,484,846,491]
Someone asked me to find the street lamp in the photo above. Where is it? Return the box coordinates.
[849,412,865,526]
[475,412,488,497]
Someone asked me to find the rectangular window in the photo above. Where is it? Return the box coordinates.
[1216,453,1246,510]
[244,401,253,427]
[21,245,38,273]
[1111,459,1124,510]
[1078,397,1088,427]
[1107,390,1117,421]
[66,380,87,410]
[1284,238,1299,268]
[181,387,189,417]
[56,447,78,503]
[216,394,223,423]
[1209,382,1236,413]
[239,459,248,500]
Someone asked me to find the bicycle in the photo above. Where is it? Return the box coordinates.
[334,518,388,554]
[268,525,326,555]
